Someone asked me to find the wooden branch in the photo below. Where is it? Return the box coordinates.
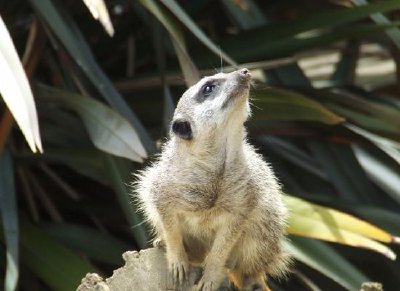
[76,248,383,291]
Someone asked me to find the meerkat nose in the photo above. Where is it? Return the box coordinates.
[240,68,249,75]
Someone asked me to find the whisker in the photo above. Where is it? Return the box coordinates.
[219,46,223,73]
[250,102,263,111]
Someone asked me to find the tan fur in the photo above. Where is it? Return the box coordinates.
[134,69,291,291]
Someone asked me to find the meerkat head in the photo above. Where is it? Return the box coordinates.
[171,68,251,142]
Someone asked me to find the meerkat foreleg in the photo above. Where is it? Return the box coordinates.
[196,216,244,291]
[160,214,190,287]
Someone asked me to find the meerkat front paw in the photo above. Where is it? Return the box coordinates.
[152,237,165,249]
[168,256,190,287]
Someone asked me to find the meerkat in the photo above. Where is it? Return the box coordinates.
[135,68,291,291]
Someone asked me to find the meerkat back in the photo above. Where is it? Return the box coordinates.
[135,68,290,291]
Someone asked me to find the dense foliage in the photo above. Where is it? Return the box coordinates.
[1,0,400,290]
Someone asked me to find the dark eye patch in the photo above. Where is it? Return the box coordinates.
[195,79,221,103]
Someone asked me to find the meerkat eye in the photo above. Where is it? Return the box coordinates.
[202,82,216,97]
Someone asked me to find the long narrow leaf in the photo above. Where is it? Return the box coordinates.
[160,0,236,66]
[352,0,400,49]
[82,0,114,36]
[103,155,149,248]
[286,237,369,290]
[225,22,400,62]
[347,124,400,164]
[42,223,130,265]
[353,145,400,205]
[288,214,396,260]
[287,196,397,260]
[137,0,200,85]
[0,16,42,153]
[223,0,400,50]
[251,87,344,124]
[0,151,18,291]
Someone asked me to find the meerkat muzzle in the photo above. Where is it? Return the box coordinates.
[220,69,251,109]
[233,68,252,89]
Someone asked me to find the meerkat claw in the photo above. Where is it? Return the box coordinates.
[196,280,215,291]
[170,261,189,286]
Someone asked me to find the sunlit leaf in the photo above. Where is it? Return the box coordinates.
[82,0,114,36]
[0,16,42,153]
[286,195,397,260]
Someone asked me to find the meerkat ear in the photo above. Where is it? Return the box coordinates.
[172,118,193,140]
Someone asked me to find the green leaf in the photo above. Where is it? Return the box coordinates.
[352,0,400,49]
[331,41,360,85]
[150,21,176,131]
[137,0,200,86]
[220,0,315,92]
[42,223,130,265]
[0,151,18,291]
[327,103,400,137]
[36,84,147,163]
[20,222,94,291]
[0,16,42,153]
[308,141,373,203]
[159,0,236,66]
[224,22,400,62]
[103,155,149,248]
[347,124,400,164]
[222,0,400,57]
[286,237,369,290]
[251,87,344,124]
[220,0,266,29]
[258,136,327,180]
[28,0,155,153]
[353,145,400,205]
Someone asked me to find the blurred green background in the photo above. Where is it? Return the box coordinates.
[2,0,400,290]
